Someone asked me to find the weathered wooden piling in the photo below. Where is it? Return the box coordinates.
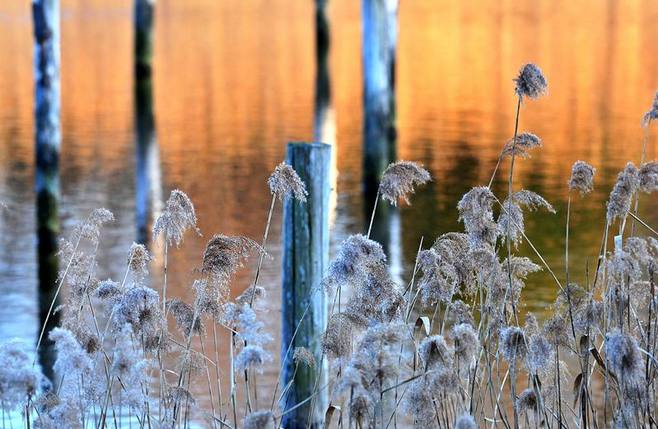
[33,0,61,381]
[361,0,398,196]
[281,143,330,429]
[134,0,157,244]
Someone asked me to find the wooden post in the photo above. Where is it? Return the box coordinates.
[281,143,330,429]
[361,0,398,196]
[134,0,157,244]
[33,0,61,382]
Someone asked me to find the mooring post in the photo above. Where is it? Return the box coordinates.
[281,142,331,429]
[33,0,61,382]
[134,0,157,244]
[362,0,398,197]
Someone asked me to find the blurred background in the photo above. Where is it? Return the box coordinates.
[1,0,658,407]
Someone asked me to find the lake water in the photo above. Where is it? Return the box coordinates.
[1,0,658,420]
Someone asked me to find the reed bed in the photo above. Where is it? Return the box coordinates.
[1,65,658,429]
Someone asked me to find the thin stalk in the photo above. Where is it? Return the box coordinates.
[212,322,224,421]
[200,338,218,429]
[162,240,169,315]
[33,236,82,365]
[630,124,651,237]
[505,95,523,332]
[627,211,658,237]
[367,190,380,238]
[230,333,238,429]
[250,194,276,306]
[565,194,571,288]
[487,154,504,189]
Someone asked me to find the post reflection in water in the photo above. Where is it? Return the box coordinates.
[135,74,162,246]
[314,0,338,228]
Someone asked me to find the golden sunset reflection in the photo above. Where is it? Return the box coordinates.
[1,0,658,414]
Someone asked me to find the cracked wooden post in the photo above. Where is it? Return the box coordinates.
[32,0,61,382]
[281,142,330,429]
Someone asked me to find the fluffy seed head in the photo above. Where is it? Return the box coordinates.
[604,330,644,384]
[167,299,203,336]
[517,388,539,413]
[514,63,548,99]
[153,190,199,246]
[322,313,353,358]
[569,160,596,195]
[293,347,316,368]
[403,378,436,424]
[450,323,480,364]
[236,286,266,307]
[526,334,553,374]
[542,314,570,347]
[114,286,162,346]
[95,279,123,301]
[202,234,258,281]
[243,410,275,429]
[378,160,431,206]
[417,248,459,305]
[500,326,527,363]
[268,162,307,202]
[0,340,44,410]
[447,300,475,326]
[454,414,477,429]
[73,208,114,244]
[323,234,386,292]
[418,335,453,371]
[498,190,555,246]
[458,186,498,247]
[49,328,93,375]
[350,390,374,424]
[639,161,658,194]
[127,242,151,281]
[178,350,206,378]
[607,162,640,222]
[235,345,270,373]
[574,299,604,333]
[502,132,542,158]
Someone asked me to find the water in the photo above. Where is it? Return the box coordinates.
[1,0,658,420]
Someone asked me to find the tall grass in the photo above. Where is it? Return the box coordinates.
[1,68,658,429]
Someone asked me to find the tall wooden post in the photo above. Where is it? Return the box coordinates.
[281,143,330,429]
[134,0,156,244]
[33,0,61,382]
[361,0,398,196]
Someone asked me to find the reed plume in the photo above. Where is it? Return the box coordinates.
[153,189,199,246]
[501,132,542,158]
[514,63,548,99]
[378,160,431,206]
[607,162,640,223]
[569,160,596,195]
[268,162,307,202]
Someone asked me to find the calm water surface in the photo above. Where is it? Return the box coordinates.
[1,0,658,414]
